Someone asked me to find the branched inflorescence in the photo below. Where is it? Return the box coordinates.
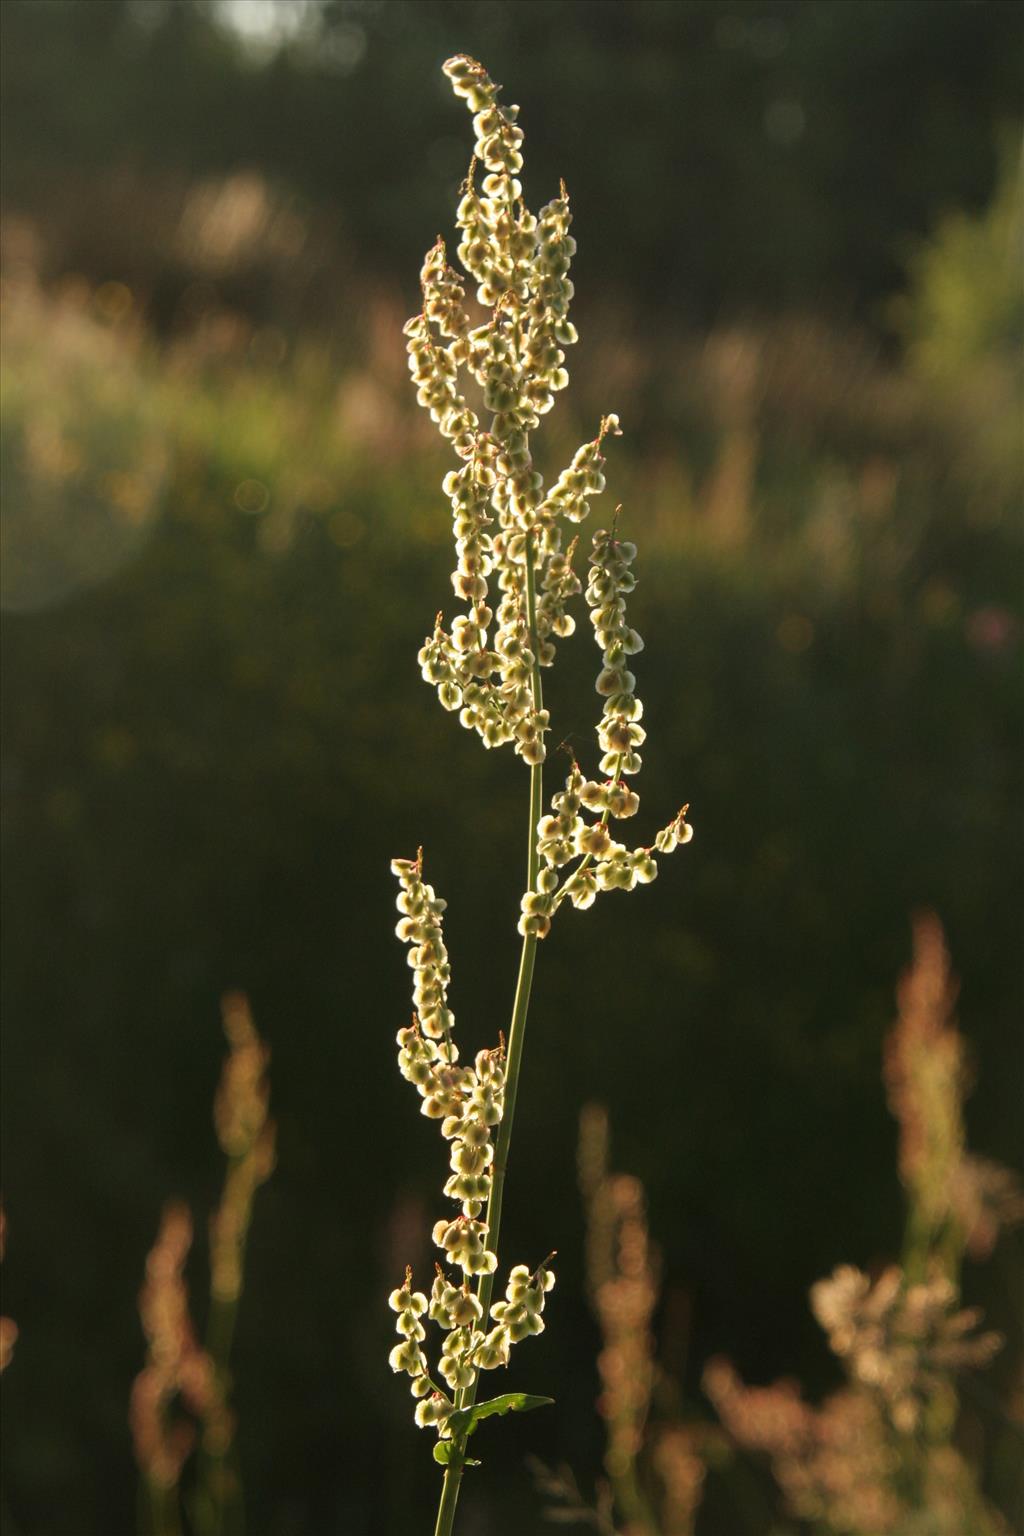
[390,54,692,1473]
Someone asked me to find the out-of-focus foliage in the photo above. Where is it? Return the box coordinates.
[569,914,1024,1536]
[0,279,168,612]
[2,0,1022,325]
[900,141,1024,500]
[1,4,1021,1534]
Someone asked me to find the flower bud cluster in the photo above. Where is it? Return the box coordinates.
[545,415,619,524]
[393,890,503,1222]
[491,1260,556,1341]
[587,526,646,773]
[444,57,532,307]
[392,855,504,1232]
[414,427,555,762]
[534,537,581,663]
[519,187,575,417]
[388,1269,431,1386]
[454,166,538,314]
[392,856,499,1234]
[537,762,690,918]
[392,853,456,1043]
[388,1255,556,1437]
[521,524,692,918]
[420,238,471,343]
[653,807,695,855]
[404,309,478,456]
[517,514,693,925]
[390,852,557,1426]
[432,1204,497,1277]
[430,1265,510,1385]
[394,877,504,1229]
[517,864,559,939]
[407,58,629,771]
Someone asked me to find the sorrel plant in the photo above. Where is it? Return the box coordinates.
[387,54,693,1536]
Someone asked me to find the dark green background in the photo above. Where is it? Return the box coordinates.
[1,3,1021,1533]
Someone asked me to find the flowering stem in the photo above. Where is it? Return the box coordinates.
[434,535,545,1536]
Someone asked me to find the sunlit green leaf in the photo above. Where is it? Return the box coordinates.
[447,1393,554,1439]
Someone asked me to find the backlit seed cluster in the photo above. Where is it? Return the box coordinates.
[406,55,620,768]
[522,523,693,934]
[389,853,555,1430]
[403,54,692,932]
[389,1258,555,1439]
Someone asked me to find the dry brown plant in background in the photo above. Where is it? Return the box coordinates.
[885,913,1024,1275]
[553,916,1021,1536]
[209,993,277,1313]
[884,910,969,1278]
[648,1427,706,1536]
[579,1105,660,1530]
[131,1203,214,1529]
[705,913,1021,1536]
[131,995,275,1536]
[574,1104,706,1536]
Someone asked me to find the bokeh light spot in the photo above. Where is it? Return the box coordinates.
[233,479,270,515]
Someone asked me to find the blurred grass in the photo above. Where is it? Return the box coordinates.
[1,153,1022,1535]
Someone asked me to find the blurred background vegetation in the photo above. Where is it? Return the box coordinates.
[0,2,1021,1533]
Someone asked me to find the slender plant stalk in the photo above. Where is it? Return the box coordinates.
[434,538,545,1536]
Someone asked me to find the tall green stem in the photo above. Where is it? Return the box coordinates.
[433,534,545,1536]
